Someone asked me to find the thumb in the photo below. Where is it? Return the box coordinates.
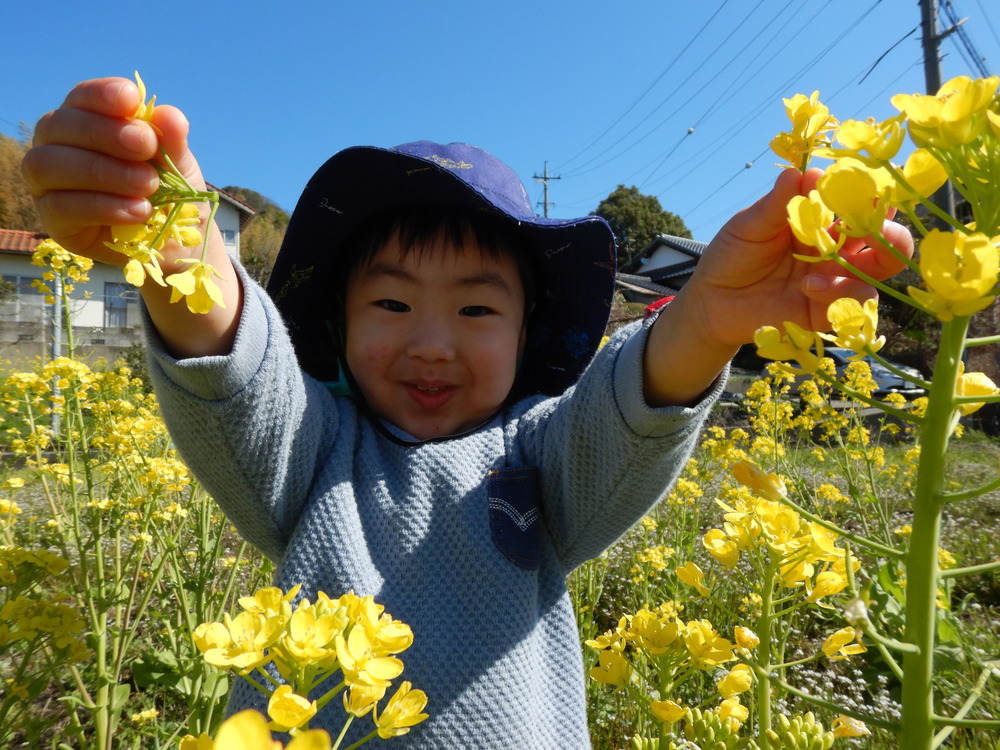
[722,167,810,243]
[149,104,207,191]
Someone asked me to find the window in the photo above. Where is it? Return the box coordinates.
[104,282,139,327]
[221,229,237,245]
[1,274,46,295]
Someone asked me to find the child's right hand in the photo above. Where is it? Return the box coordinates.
[21,77,243,358]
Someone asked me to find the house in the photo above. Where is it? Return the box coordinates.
[0,185,254,364]
[616,234,708,303]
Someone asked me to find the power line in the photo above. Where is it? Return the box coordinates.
[941,0,991,75]
[559,0,768,178]
[552,0,734,174]
[972,0,1000,49]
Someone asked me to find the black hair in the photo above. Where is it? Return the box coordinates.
[335,205,540,311]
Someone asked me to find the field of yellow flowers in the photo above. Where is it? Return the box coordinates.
[3,76,1000,749]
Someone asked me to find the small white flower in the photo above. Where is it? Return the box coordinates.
[844,597,869,626]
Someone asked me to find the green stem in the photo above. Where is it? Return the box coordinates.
[900,315,968,749]
[931,666,996,747]
[754,557,778,743]
[764,671,897,731]
[341,729,379,750]
[964,334,1000,347]
[939,558,1000,579]
[941,475,1000,503]
[779,482,904,558]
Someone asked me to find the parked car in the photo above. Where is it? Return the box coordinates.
[770,347,926,399]
[723,345,926,402]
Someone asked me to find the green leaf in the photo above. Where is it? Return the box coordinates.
[111,683,131,712]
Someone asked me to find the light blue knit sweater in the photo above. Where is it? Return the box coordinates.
[146,268,722,748]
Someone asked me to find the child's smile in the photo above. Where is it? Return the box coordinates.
[343,233,527,440]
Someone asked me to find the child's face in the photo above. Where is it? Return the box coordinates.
[343,232,528,440]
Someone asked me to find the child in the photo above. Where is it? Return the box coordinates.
[23,77,912,748]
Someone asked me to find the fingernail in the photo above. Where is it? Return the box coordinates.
[120,122,148,154]
[804,275,830,292]
[126,162,156,192]
[125,199,151,218]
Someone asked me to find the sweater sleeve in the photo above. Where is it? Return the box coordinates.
[143,264,335,563]
[517,318,726,572]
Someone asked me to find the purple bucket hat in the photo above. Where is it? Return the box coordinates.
[266,141,617,400]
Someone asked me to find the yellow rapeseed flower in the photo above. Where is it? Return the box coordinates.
[343,684,387,718]
[831,715,871,738]
[821,627,867,659]
[816,159,893,238]
[131,71,157,124]
[891,148,949,207]
[717,664,753,699]
[589,649,631,687]
[819,115,905,163]
[183,709,332,750]
[754,323,825,374]
[335,625,404,688]
[374,681,429,739]
[718,698,750,724]
[734,626,759,654]
[786,190,843,258]
[770,91,839,170]
[267,684,317,733]
[199,612,283,674]
[166,260,227,314]
[731,460,788,502]
[702,528,740,568]
[675,561,710,597]
[650,699,688,723]
[823,297,885,356]
[683,620,737,669]
[955,363,999,415]
[907,229,999,320]
[626,609,683,656]
[807,569,847,604]
[892,75,1000,147]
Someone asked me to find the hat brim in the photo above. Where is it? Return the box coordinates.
[266,145,616,399]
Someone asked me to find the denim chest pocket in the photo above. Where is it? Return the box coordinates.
[487,467,543,570]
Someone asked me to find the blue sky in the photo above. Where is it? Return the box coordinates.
[3,0,999,243]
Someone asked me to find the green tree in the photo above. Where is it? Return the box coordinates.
[0,129,41,231]
[592,185,690,269]
[221,186,290,286]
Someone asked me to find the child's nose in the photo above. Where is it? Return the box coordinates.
[405,319,456,362]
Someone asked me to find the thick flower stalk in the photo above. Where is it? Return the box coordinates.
[194,586,427,747]
[759,79,1000,748]
[104,72,225,314]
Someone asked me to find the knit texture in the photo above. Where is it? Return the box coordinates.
[145,266,723,749]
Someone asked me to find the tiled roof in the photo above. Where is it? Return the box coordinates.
[0,228,47,255]
[616,272,676,297]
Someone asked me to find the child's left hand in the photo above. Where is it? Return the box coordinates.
[685,166,913,350]
[641,166,913,407]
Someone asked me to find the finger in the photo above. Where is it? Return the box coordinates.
[149,104,207,190]
[32,106,158,162]
[837,220,915,281]
[21,144,158,199]
[801,273,879,309]
[721,168,805,244]
[35,190,150,253]
[58,77,141,119]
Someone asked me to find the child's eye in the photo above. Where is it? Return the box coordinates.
[376,299,410,313]
[460,306,493,317]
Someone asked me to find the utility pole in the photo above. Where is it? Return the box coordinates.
[920,0,957,217]
[533,162,560,218]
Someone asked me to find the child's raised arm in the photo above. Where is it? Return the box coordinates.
[21,77,242,359]
[641,167,914,407]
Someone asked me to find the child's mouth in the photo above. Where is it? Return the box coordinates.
[406,382,455,410]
